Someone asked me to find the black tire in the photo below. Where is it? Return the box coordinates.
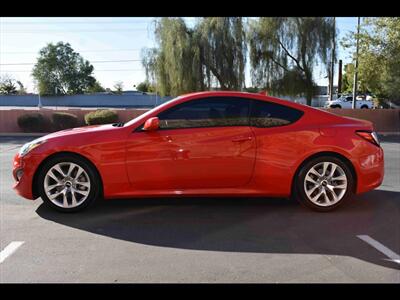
[37,154,101,213]
[294,156,354,212]
[360,105,368,109]
[330,105,341,109]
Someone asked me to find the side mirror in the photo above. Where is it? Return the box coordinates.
[143,117,160,131]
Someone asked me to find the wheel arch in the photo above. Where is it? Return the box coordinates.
[32,151,104,199]
[291,151,357,196]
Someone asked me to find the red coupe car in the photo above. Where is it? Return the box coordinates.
[13,91,384,212]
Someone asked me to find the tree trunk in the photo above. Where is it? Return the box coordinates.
[304,69,313,106]
[305,86,313,106]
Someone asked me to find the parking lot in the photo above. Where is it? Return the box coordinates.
[0,135,399,283]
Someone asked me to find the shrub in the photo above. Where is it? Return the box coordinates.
[84,110,118,125]
[52,112,78,131]
[17,113,49,132]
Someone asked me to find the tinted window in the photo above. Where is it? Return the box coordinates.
[157,97,250,129]
[250,100,303,128]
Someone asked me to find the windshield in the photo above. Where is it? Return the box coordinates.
[124,96,181,127]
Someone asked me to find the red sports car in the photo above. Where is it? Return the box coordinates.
[13,91,384,212]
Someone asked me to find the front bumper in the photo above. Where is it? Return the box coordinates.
[13,153,41,200]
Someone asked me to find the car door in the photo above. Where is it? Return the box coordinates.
[125,96,256,190]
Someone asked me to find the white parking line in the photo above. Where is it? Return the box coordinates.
[0,241,25,264]
[357,235,400,265]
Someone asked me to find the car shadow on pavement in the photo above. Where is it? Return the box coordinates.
[36,189,400,270]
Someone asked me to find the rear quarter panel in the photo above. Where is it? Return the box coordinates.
[248,106,382,196]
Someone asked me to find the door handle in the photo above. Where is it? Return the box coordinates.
[232,136,253,142]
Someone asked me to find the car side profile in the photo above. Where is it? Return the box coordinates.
[13,91,384,212]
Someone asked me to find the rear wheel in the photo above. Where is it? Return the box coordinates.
[37,154,100,212]
[360,105,368,109]
[295,156,354,212]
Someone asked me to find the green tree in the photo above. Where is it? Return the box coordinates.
[341,63,371,95]
[0,75,18,95]
[196,17,247,90]
[341,63,354,94]
[248,17,336,105]
[342,17,400,102]
[141,17,247,97]
[32,42,96,95]
[136,81,154,93]
[86,81,106,93]
[142,18,202,96]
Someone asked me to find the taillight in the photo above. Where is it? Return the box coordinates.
[356,130,380,147]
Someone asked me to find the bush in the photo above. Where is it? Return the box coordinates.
[84,110,118,125]
[17,113,50,133]
[52,112,79,131]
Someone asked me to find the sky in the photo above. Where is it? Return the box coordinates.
[0,17,358,93]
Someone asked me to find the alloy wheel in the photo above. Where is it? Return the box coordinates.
[303,161,348,207]
[44,162,91,208]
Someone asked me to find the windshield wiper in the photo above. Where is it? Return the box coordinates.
[112,122,125,127]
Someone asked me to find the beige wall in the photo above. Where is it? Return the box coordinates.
[323,109,400,132]
[0,108,399,133]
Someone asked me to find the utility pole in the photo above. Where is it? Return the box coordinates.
[329,17,336,101]
[352,17,361,109]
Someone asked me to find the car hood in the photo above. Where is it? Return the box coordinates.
[42,124,118,140]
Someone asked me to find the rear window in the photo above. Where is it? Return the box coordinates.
[250,100,303,128]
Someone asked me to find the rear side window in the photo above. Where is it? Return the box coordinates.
[157,97,250,129]
[250,100,303,128]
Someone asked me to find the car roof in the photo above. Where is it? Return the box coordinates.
[178,90,310,111]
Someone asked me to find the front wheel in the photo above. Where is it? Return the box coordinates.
[294,156,354,212]
[37,154,101,212]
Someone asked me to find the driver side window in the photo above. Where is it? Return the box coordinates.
[157,97,250,130]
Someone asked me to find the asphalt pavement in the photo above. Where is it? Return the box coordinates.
[0,135,399,283]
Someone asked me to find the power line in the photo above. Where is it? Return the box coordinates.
[1,29,150,33]
[0,20,154,25]
[0,69,143,72]
[1,48,142,54]
[0,59,142,66]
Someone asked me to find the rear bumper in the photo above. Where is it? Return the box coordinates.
[355,146,384,194]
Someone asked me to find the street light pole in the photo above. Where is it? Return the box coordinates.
[352,17,361,109]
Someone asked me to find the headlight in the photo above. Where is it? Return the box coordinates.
[19,139,46,157]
